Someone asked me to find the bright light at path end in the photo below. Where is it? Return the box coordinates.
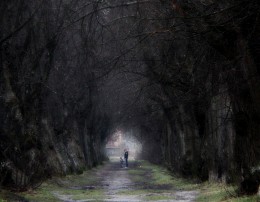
[105,130,142,159]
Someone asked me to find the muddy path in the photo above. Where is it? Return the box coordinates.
[4,160,259,202]
[54,160,199,202]
[1,160,199,201]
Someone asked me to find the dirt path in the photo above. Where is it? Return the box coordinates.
[54,160,198,202]
[98,162,140,201]
[3,160,198,201]
[4,160,259,202]
[100,161,198,202]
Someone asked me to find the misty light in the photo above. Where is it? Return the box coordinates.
[105,129,142,159]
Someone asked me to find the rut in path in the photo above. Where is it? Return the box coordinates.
[55,160,199,202]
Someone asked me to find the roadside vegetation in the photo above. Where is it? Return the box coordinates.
[126,160,260,202]
[0,165,105,202]
[197,183,260,202]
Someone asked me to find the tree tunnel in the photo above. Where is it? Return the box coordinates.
[0,0,260,195]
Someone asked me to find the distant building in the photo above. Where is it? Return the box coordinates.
[105,146,121,156]
[105,131,124,156]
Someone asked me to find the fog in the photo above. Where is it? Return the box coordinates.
[105,129,142,160]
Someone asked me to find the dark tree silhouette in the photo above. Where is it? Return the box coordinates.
[0,0,259,195]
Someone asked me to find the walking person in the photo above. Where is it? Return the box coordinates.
[124,149,129,168]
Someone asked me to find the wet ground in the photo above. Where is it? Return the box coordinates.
[2,160,260,202]
[0,160,198,201]
[54,160,199,202]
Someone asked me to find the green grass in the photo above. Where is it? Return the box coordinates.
[196,183,230,202]
[21,186,60,202]
[128,161,260,202]
[68,189,104,200]
[18,182,104,202]
[196,182,260,202]
[117,189,176,201]
[144,194,176,201]
[133,160,199,190]
[0,165,106,202]
[128,168,147,175]
[118,189,164,195]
